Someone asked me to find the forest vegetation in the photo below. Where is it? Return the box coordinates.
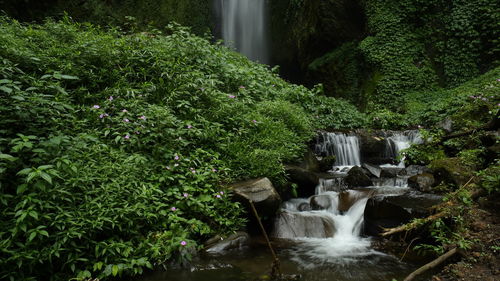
[0,0,498,280]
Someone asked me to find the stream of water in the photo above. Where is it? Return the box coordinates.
[135,131,426,281]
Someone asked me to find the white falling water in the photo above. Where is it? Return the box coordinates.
[273,189,373,261]
[384,130,423,168]
[315,132,361,169]
[216,0,269,63]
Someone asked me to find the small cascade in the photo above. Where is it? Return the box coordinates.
[315,178,347,194]
[273,189,370,241]
[315,132,361,168]
[384,130,423,168]
[215,0,269,63]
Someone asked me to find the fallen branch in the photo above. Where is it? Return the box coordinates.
[403,248,458,281]
[381,177,476,237]
[381,211,446,237]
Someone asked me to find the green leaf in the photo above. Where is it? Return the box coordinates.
[60,74,79,80]
[11,95,25,101]
[17,184,28,194]
[17,168,32,175]
[39,230,49,237]
[26,172,37,183]
[28,232,36,242]
[112,265,119,276]
[39,172,52,184]
[0,153,16,161]
[0,79,12,84]
[29,211,38,220]
[0,86,13,94]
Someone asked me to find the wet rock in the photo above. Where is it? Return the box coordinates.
[230,177,281,217]
[285,165,320,197]
[298,202,312,211]
[364,191,443,236]
[272,211,335,239]
[300,149,320,172]
[380,168,401,178]
[205,231,250,254]
[338,190,371,212]
[404,165,432,177]
[363,163,381,178]
[310,195,332,210]
[430,158,474,187]
[318,155,336,172]
[408,173,435,192]
[345,166,373,187]
[357,131,387,161]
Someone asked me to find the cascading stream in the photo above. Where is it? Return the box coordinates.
[315,132,361,169]
[275,130,423,266]
[215,0,269,63]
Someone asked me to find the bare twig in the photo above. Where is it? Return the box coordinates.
[403,248,458,281]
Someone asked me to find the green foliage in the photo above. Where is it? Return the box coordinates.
[478,161,500,194]
[0,17,365,280]
[403,67,500,128]
[358,0,499,111]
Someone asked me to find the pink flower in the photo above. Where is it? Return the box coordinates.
[496,78,500,82]
[183,193,189,198]
[139,115,146,120]
[174,155,180,161]
[123,118,130,122]
[122,109,128,112]
[99,114,105,119]
[252,120,257,124]
[239,86,245,89]
[93,105,100,109]
[212,168,217,172]
[108,96,113,101]
[171,207,177,211]
[186,125,193,129]
[135,131,140,134]
[124,134,130,139]
[228,95,236,99]
[220,191,224,195]
[180,241,187,246]
[216,194,221,198]
[190,168,196,174]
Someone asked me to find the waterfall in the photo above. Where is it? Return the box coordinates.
[215,0,269,63]
[384,130,423,168]
[315,132,361,168]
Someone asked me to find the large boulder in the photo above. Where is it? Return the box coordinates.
[272,211,335,239]
[408,173,435,192]
[345,166,373,187]
[285,165,320,197]
[205,232,250,254]
[364,192,443,236]
[230,177,281,218]
[430,158,474,187]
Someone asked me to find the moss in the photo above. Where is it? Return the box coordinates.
[430,158,475,188]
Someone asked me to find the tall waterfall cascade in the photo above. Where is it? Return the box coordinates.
[215,0,269,63]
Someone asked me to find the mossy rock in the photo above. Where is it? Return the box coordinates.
[430,158,474,188]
